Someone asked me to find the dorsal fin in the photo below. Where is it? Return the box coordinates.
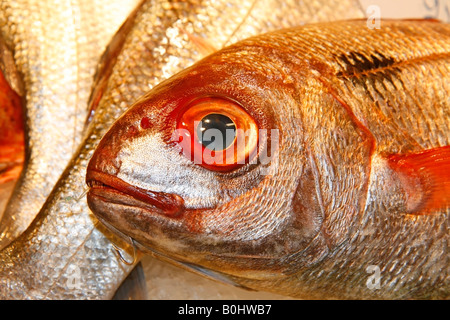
[387,146,450,215]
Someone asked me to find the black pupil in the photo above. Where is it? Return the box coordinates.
[197,113,236,151]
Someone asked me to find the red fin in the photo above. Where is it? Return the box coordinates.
[387,146,450,215]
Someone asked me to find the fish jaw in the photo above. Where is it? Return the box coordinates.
[87,171,185,217]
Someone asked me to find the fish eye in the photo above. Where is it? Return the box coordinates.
[197,113,236,151]
[175,97,258,172]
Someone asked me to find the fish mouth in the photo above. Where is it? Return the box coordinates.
[86,170,184,217]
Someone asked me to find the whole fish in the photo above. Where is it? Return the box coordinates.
[0,0,140,249]
[0,0,365,299]
[86,20,450,299]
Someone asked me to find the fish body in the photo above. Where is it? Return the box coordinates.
[0,0,140,249]
[0,0,365,299]
[87,20,450,299]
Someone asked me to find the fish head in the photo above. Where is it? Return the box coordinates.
[86,43,325,283]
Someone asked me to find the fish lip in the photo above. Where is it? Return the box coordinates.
[86,170,184,217]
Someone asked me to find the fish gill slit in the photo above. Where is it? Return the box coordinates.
[306,146,326,223]
[315,77,377,231]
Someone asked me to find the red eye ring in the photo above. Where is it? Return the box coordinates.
[174,97,258,172]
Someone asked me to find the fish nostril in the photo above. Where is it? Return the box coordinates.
[140,116,151,129]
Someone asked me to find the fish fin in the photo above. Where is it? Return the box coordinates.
[113,262,148,300]
[387,146,450,215]
[84,1,145,127]
[178,27,217,57]
[179,261,255,291]
[133,240,253,291]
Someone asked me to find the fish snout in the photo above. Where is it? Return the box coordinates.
[86,170,185,219]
